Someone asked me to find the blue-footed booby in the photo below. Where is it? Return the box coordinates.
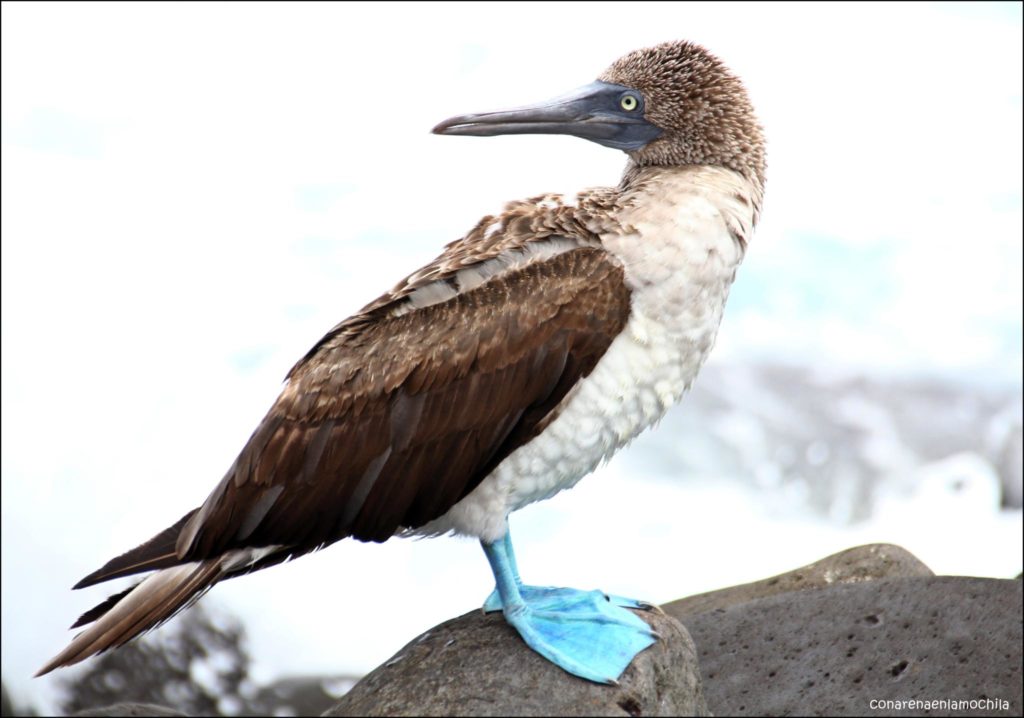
[38,40,765,683]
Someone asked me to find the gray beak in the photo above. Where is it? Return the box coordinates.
[432,80,663,151]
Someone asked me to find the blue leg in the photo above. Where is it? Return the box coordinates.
[481,532,657,684]
[482,531,654,613]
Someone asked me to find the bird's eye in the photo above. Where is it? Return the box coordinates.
[620,94,640,112]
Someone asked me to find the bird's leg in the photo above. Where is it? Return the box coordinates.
[502,531,522,584]
[482,531,522,612]
[481,535,524,610]
[480,532,658,684]
[482,529,654,613]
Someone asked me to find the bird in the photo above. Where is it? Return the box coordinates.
[37,39,765,684]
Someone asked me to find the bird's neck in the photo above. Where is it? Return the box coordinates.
[618,160,764,221]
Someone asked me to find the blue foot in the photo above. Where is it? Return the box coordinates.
[483,585,654,613]
[502,587,657,684]
[481,531,657,684]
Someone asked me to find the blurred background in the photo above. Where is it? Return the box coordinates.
[2,2,1021,714]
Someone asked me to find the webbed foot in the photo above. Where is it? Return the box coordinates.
[481,533,657,683]
[501,587,657,684]
[483,585,655,613]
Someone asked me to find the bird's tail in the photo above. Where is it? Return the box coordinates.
[35,559,224,677]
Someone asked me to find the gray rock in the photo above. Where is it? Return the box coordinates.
[682,576,1022,717]
[71,704,185,717]
[324,608,708,717]
[252,675,360,716]
[664,543,933,619]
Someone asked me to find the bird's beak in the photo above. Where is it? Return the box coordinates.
[432,80,663,151]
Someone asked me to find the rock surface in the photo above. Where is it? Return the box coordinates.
[68,545,1022,718]
[682,576,1022,717]
[251,674,360,716]
[323,607,707,717]
[664,543,933,619]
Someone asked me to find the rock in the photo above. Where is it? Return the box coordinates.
[71,704,186,717]
[324,608,708,717]
[664,543,933,619]
[251,675,360,716]
[683,576,1022,717]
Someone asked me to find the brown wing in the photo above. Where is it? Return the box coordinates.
[175,246,630,559]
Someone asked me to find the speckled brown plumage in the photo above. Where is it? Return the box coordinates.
[38,38,767,677]
[40,237,631,676]
[180,244,630,554]
[602,40,766,192]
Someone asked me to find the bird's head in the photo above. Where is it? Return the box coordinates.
[433,40,765,188]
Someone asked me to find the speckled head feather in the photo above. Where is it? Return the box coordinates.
[600,40,766,191]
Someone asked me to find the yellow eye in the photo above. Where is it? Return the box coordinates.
[620,94,639,111]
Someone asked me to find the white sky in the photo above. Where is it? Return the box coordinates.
[2,2,1021,713]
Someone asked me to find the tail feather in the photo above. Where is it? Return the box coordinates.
[70,584,137,629]
[73,510,199,590]
[36,559,223,677]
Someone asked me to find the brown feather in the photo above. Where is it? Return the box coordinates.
[177,244,629,557]
[47,183,630,677]
[37,560,222,677]
[73,510,198,589]
[41,37,771,678]
[70,585,136,629]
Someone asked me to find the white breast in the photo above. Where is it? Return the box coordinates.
[414,166,759,543]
